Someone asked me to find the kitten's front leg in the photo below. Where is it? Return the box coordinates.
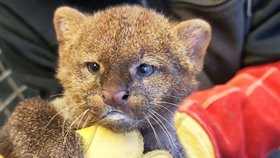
[0,98,83,158]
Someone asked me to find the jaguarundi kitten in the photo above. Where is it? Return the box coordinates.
[0,5,211,158]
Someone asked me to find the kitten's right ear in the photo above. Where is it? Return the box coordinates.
[54,7,86,42]
[173,19,211,74]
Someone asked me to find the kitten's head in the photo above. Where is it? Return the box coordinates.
[53,6,211,132]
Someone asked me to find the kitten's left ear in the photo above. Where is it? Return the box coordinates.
[173,19,211,73]
[54,6,86,43]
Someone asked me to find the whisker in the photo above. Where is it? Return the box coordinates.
[154,100,180,107]
[64,109,89,137]
[148,109,183,158]
[150,102,175,116]
[148,110,172,146]
[76,109,90,130]
[149,108,176,131]
[61,102,85,139]
[81,112,92,129]
[75,109,90,152]
[63,109,89,151]
[61,102,85,141]
[76,113,92,152]
[143,113,163,150]
[44,108,65,129]
[166,95,184,101]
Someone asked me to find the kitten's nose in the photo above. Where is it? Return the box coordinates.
[102,90,129,106]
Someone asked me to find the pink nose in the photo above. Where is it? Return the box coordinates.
[102,90,129,106]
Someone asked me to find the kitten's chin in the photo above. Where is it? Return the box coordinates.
[99,112,138,133]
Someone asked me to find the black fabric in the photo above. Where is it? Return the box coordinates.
[163,0,247,84]
[0,0,61,97]
[0,0,143,97]
[244,0,280,66]
[149,0,280,84]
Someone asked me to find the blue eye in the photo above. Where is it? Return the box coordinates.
[136,64,155,77]
[87,62,100,73]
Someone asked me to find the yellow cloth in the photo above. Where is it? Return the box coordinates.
[76,125,172,158]
[76,112,215,158]
[175,113,215,158]
[76,126,144,158]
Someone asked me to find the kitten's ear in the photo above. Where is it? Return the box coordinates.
[54,7,86,42]
[173,19,211,73]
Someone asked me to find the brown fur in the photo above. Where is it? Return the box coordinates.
[0,5,211,158]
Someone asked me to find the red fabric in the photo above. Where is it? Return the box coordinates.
[178,61,280,158]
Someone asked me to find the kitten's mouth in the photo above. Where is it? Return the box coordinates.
[101,109,126,120]
[100,106,130,121]
[99,106,137,132]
